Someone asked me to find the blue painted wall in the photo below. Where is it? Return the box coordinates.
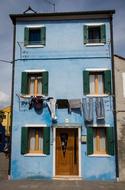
[11,17,116,180]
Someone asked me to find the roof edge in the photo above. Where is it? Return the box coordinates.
[114,54,125,61]
[10,9,115,24]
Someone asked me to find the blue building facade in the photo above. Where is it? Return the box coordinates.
[10,10,116,180]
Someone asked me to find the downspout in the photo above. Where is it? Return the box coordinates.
[110,14,119,179]
[8,21,16,178]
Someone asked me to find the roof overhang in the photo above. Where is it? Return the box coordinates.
[10,10,115,24]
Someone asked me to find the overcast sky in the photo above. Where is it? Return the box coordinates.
[0,0,125,108]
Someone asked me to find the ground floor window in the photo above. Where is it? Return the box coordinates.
[93,127,106,154]
[87,126,114,155]
[29,128,43,153]
[21,126,50,155]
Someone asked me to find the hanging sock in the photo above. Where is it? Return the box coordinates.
[82,97,93,124]
[95,97,105,120]
[47,98,57,121]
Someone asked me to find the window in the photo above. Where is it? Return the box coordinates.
[24,26,46,46]
[28,74,42,96]
[89,72,104,95]
[93,127,106,154]
[87,127,114,156]
[84,24,106,44]
[83,70,111,95]
[29,128,43,153]
[21,127,50,155]
[21,71,48,96]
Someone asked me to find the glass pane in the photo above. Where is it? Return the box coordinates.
[29,128,35,151]
[100,128,106,152]
[98,75,103,94]
[38,128,43,151]
[29,29,41,45]
[90,75,95,94]
[37,76,42,94]
[88,26,101,43]
[29,76,35,94]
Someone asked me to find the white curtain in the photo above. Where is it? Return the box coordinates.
[90,75,95,94]
[29,76,35,94]
[29,128,35,151]
[38,128,43,150]
[37,76,42,94]
[98,75,103,94]
[100,128,106,151]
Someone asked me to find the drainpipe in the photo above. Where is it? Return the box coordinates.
[110,14,119,180]
[8,21,16,179]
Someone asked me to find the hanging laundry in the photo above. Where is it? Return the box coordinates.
[95,97,105,120]
[68,99,82,114]
[56,99,70,112]
[47,98,57,121]
[82,97,93,123]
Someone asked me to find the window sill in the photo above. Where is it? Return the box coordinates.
[88,154,111,157]
[20,94,45,98]
[24,153,47,157]
[25,45,45,48]
[85,43,105,46]
[86,94,109,97]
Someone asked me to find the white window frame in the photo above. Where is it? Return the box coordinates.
[25,25,45,48]
[24,124,47,157]
[85,23,105,46]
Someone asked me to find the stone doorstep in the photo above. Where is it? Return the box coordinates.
[53,176,82,180]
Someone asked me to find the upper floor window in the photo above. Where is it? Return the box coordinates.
[29,74,42,96]
[83,70,111,96]
[21,71,48,96]
[89,72,104,95]
[84,24,106,45]
[24,26,46,47]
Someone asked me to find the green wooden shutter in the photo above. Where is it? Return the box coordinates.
[24,27,29,46]
[21,72,29,95]
[104,70,111,94]
[43,127,50,155]
[21,127,28,154]
[87,127,93,155]
[42,71,48,96]
[84,25,88,44]
[101,24,106,43]
[83,71,90,95]
[106,127,115,155]
[40,27,46,46]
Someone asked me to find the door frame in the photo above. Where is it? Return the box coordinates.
[53,126,81,177]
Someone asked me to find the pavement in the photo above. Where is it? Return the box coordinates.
[0,152,9,180]
[0,180,125,190]
[0,152,125,190]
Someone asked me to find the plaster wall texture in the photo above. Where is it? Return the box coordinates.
[114,56,125,181]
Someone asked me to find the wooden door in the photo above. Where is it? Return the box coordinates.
[56,128,78,176]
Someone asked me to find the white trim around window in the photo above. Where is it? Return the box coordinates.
[24,124,47,127]
[85,23,105,26]
[85,68,109,71]
[24,69,47,73]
